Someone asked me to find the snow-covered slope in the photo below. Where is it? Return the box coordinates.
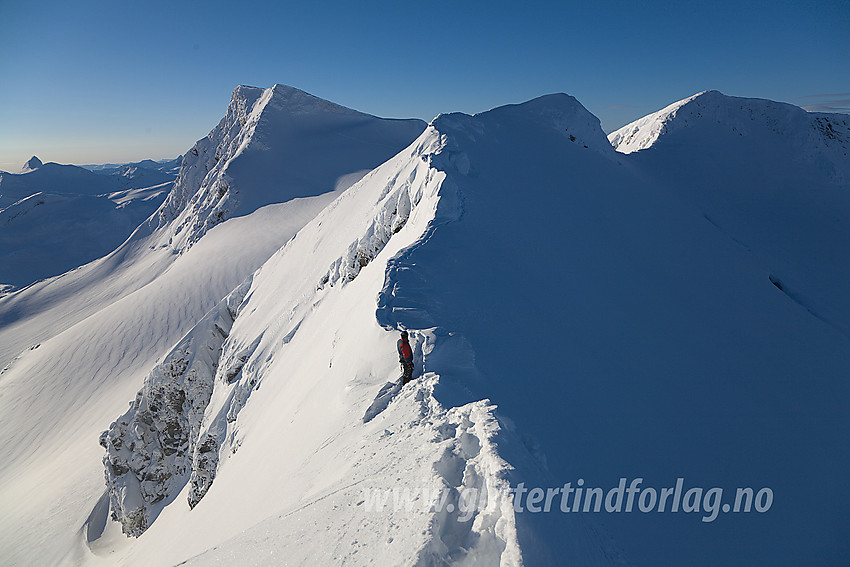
[609,90,850,173]
[0,188,169,290]
[154,84,426,253]
[0,85,425,566]
[77,95,607,566]
[93,160,180,191]
[0,84,425,366]
[1,160,135,208]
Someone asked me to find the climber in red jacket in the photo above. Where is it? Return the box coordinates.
[397,330,414,385]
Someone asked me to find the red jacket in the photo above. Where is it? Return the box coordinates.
[397,338,413,364]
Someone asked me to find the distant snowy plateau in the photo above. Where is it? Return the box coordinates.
[0,156,181,291]
[0,85,847,566]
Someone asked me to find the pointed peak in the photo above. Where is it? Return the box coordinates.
[21,156,42,173]
[227,84,364,119]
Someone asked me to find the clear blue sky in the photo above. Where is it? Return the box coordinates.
[1,0,848,171]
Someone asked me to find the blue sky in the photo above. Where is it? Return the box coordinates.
[1,0,848,170]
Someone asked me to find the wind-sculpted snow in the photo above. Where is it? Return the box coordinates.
[318,158,431,288]
[100,278,251,536]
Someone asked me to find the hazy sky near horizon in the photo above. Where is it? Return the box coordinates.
[1,0,848,171]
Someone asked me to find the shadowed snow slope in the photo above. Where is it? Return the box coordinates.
[610,91,850,339]
[0,85,425,566]
[0,162,122,208]
[0,188,169,289]
[369,95,847,565]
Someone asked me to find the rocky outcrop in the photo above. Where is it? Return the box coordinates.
[99,278,252,536]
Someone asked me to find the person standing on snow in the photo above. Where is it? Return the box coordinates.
[397,330,414,385]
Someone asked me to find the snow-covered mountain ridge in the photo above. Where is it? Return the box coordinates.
[92,97,589,564]
[610,89,850,340]
[0,84,425,367]
[1,87,848,566]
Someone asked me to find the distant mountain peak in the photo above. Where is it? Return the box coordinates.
[21,156,42,173]
[609,90,850,165]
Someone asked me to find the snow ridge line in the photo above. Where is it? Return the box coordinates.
[610,91,850,182]
[366,130,525,565]
[317,150,440,290]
